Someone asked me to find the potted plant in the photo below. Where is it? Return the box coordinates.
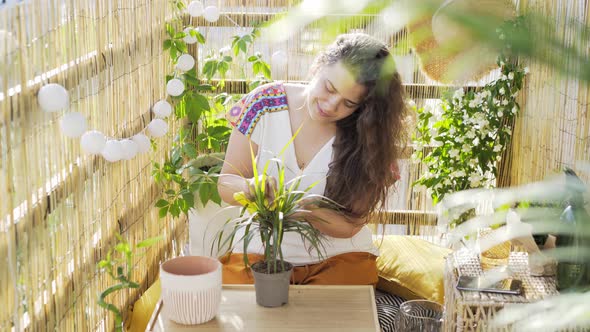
[214,143,333,307]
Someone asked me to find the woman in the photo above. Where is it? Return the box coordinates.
[218,33,407,285]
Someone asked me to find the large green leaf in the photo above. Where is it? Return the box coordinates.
[136,236,162,248]
[193,94,210,111]
[199,183,210,206]
[183,143,198,158]
[186,105,202,123]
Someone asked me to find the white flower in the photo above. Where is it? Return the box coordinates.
[414,184,426,191]
[497,155,502,161]
[449,127,456,135]
[499,87,505,95]
[432,105,443,120]
[462,110,470,121]
[444,178,451,186]
[453,88,464,100]
[501,74,508,81]
[512,91,519,98]
[449,149,460,158]
[413,141,424,151]
[411,153,421,164]
[511,106,518,114]
[456,170,466,177]
[493,144,503,152]
[473,94,483,105]
[524,67,530,74]
[493,98,500,106]
[502,99,509,105]
[466,131,476,139]
[473,137,480,146]
[469,173,483,187]
[498,110,503,117]
[455,136,463,143]
[508,72,514,80]
[469,158,478,167]
[469,100,477,108]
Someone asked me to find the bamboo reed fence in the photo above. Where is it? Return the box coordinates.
[507,0,590,186]
[1,0,587,331]
[0,1,186,330]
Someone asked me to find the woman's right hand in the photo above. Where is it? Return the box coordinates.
[245,175,277,202]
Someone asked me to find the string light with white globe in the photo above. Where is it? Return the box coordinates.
[40,0,270,163]
[38,82,173,163]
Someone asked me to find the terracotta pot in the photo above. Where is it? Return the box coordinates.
[160,256,222,325]
[251,261,293,307]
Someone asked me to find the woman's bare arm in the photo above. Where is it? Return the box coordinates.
[217,128,257,205]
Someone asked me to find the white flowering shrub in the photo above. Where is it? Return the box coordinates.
[412,55,528,204]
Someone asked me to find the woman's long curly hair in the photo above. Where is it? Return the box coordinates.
[310,33,408,220]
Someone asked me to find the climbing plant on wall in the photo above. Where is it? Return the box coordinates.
[152,0,273,218]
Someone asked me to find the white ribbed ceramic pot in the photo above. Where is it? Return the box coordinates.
[160,256,222,325]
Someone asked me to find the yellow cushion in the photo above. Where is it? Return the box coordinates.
[127,279,161,332]
[374,235,451,304]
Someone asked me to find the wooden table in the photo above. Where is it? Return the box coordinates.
[146,285,379,332]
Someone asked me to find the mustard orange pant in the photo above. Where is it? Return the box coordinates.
[221,252,378,285]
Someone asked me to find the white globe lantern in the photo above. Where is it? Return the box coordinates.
[120,139,139,160]
[132,133,151,153]
[166,79,185,97]
[60,112,87,138]
[38,83,69,112]
[176,54,195,72]
[203,6,220,22]
[101,140,124,162]
[188,1,204,17]
[183,27,198,44]
[80,130,106,155]
[153,100,172,118]
[147,119,168,138]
